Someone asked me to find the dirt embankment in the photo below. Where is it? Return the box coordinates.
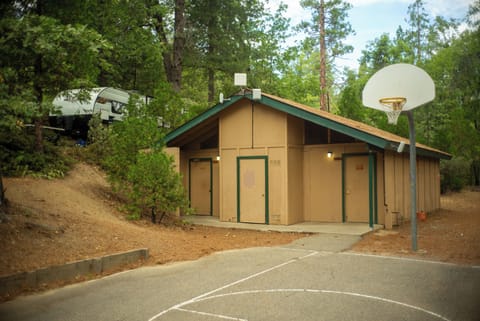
[0,163,305,278]
[351,189,480,265]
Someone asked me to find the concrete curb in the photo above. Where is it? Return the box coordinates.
[0,248,149,298]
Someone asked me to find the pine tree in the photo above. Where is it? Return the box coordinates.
[299,0,354,111]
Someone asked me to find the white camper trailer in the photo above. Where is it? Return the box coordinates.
[49,87,147,138]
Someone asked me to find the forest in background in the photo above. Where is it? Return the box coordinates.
[0,0,479,191]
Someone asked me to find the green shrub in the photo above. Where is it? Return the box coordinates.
[126,150,189,222]
[0,129,71,178]
[102,99,189,222]
[440,157,471,193]
[80,114,113,165]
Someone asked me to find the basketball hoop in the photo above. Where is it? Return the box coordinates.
[379,97,406,125]
[363,64,436,251]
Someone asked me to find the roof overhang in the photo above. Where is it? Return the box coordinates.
[164,95,243,146]
[165,93,451,160]
[258,95,388,149]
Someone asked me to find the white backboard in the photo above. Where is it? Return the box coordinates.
[362,63,435,112]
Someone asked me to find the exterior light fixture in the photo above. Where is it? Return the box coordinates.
[327,151,333,158]
[216,155,221,161]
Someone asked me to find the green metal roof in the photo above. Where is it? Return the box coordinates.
[165,93,451,160]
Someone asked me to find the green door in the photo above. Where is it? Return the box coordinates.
[343,153,377,227]
[237,156,268,224]
[344,156,370,223]
[189,159,212,215]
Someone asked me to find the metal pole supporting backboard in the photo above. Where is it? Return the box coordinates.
[407,111,417,251]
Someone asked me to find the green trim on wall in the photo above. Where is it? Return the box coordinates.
[236,156,269,224]
[341,158,346,222]
[373,155,378,224]
[368,154,374,228]
[341,153,377,227]
[188,158,213,216]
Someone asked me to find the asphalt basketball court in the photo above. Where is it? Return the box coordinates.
[1,234,479,321]
[145,235,480,321]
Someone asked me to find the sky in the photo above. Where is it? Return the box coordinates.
[267,0,474,70]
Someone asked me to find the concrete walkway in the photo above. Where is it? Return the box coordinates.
[181,215,383,236]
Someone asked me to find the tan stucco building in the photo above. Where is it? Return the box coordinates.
[165,92,450,229]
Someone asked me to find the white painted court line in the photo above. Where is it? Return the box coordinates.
[147,250,319,321]
[175,307,247,321]
[191,289,452,321]
[276,247,330,255]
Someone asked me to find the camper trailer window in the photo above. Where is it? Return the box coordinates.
[96,97,107,104]
[111,101,125,114]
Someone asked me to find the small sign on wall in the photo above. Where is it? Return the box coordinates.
[243,169,256,188]
[270,160,281,166]
[356,164,364,170]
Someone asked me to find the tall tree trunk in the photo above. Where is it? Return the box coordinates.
[208,67,215,103]
[34,54,44,153]
[171,0,186,92]
[0,167,5,211]
[33,0,45,153]
[319,0,328,111]
[415,5,421,64]
[206,9,216,103]
[472,160,480,186]
[153,0,186,92]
